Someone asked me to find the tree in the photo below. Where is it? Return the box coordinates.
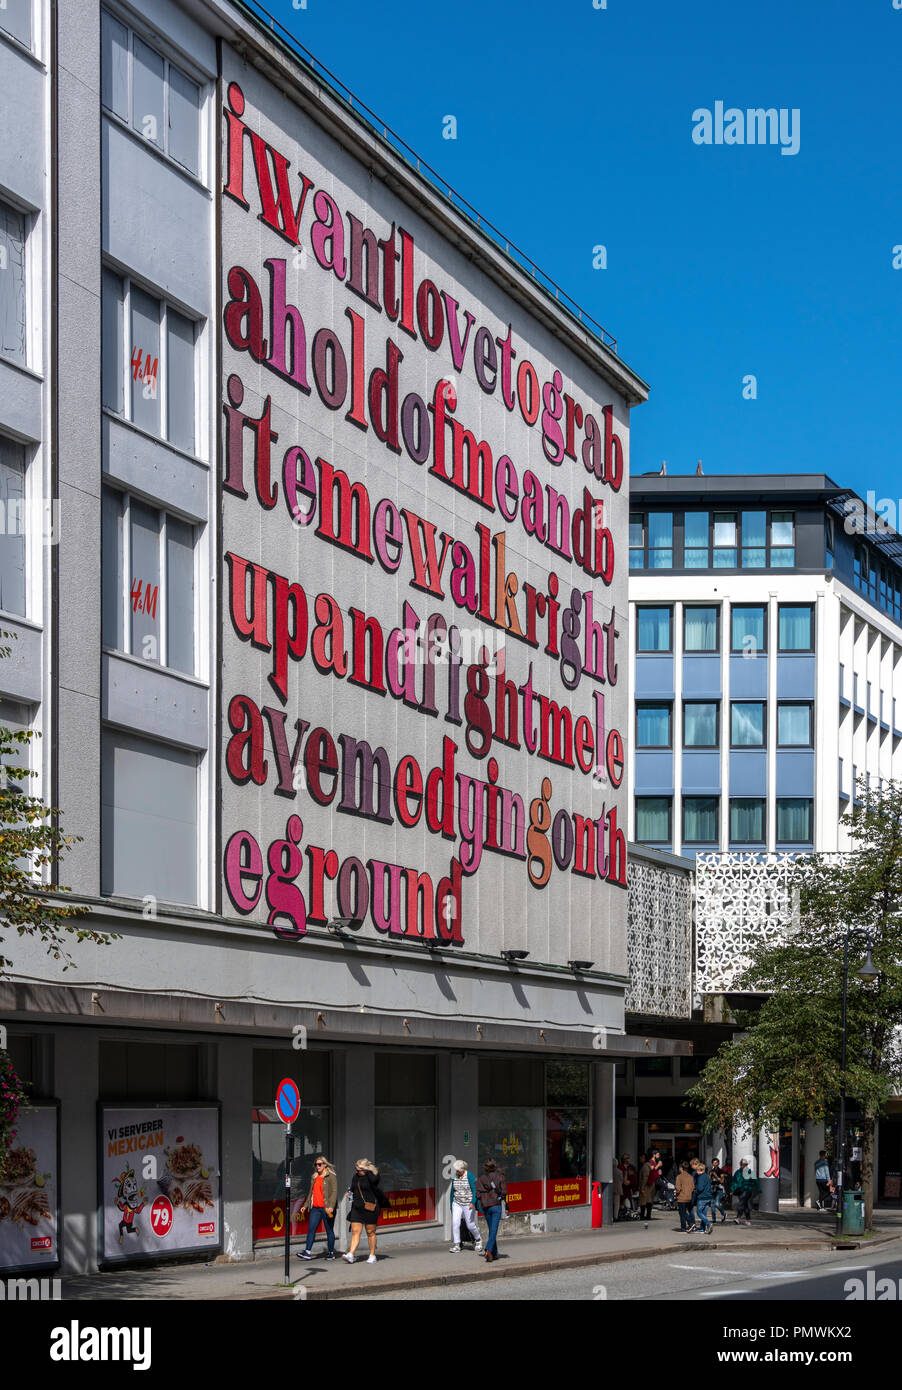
[687,777,902,1228]
[0,633,117,974]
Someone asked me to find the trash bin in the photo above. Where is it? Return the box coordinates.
[758,1176,779,1213]
[842,1189,865,1236]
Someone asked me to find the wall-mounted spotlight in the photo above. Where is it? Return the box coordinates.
[501,949,530,962]
[568,960,595,971]
[329,917,362,936]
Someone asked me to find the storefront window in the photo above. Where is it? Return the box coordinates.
[251,1049,331,1242]
[546,1062,589,1207]
[374,1053,436,1225]
[479,1058,544,1213]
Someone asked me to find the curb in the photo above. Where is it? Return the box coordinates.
[225,1232,900,1300]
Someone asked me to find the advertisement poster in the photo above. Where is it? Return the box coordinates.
[0,1103,59,1272]
[380,1187,435,1226]
[100,1106,221,1263]
[546,1177,588,1208]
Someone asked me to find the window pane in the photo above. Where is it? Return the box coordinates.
[648,513,672,549]
[166,515,195,674]
[713,513,736,547]
[684,548,707,569]
[635,797,670,842]
[629,514,643,548]
[0,0,31,47]
[101,269,124,413]
[478,1107,544,1208]
[730,798,764,843]
[770,547,794,567]
[683,796,718,842]
[546,1062,589,1107]
[130,499,161,661]
[133,36,164,148]
[648,548,673,569]
[684,511,708,548]
[375,1106,436,1224]
[167,309,195,452]
[130,287,161,434]
[742,511,767,548]
[0,438,25,616]
[731,702,764,746]
[637,705,670,747]
[684,703,717,747]
[778,704,811,746]
[101,10,129,119]
[637,607,671,652]
[0,203,26,366]
[629,549,644,571]
[101,729,198,902]
[101,488,124,650]
[771,511,794,546]
[168,64,199,174]
[731,605,765,652]
[546,1108,588,1180]
[777,798,812,843]
[712,547,737,568]
[742,547,766,567]
[684,606,717,651]
[778,605,812,651]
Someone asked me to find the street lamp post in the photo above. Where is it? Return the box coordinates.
[836,932,879,1237]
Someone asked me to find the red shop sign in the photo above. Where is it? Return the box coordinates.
[502,1180,543,1213]
[546,1177,588,1208]
[380,1187,436,1225]
[252,1199,307,1242]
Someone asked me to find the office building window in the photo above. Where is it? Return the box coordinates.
[636,703,671,748]
[0,201,27,367]
[777,702,813,747]
[825,515,834,570]
[770,512,795,567]
[730,798,765,844]
[102,269,198,454]
[629,513,644,569]
[741,510,767,567]
[102,488,197,675]
[777,604,813,652]
[684,605,719,653]
[636,606,672,653]
[776,797,813,844]
[731,604,766,654]
[635,797,671,844]
[683,701,718,748]
[101,728,198,903]
[630,513,673,570]
[683,510,708,568]
[683,796,719,844]
[101,10,201,176]
[0,0,31,48]
[712,512,737,568]
[0,437,25,617]
[730,701,765,747]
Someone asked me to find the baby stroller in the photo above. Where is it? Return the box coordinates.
[656,1180,677,1212]
[619,1191,642,1220]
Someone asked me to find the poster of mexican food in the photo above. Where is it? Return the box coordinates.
[0,1104,59,1271]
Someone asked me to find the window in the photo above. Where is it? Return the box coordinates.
[635,796,671,844]
[630,513,673,569]
[637,606,672,653]
[0,0,31,48]
[730,797,765,844]
[684,605,719,652]
[636,703,671,748]
[101,728,198,902]
[0,437,25,617]
[101,10,200,176]
[778,604,813,652]
[770,511,795,567]
[853,544,868,593]
[683,511,708,568]
[629,512,644,569]
[777,702,813,747]
[683,796,719,844]
[546,1062,588,1198]
[375,1054,436,1225]
[712,512,737,568]
[741,510,767,567]
[0,201,27,367]
[825,515,834,570]
[731,605,766,654]
[251,1050,331,1243]
[730,701,765,747]
[102,270,198,453]
[683,701,718,748]
[776,797,813,844]
[0,697,32,795]
[102,488,197,675]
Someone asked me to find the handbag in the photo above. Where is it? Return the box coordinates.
[356,1175,377,1213]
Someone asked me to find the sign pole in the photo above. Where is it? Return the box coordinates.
[284,1121,292,1283]
[274,1077,301,1282]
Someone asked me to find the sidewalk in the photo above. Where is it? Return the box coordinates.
[60,1207,902,1301]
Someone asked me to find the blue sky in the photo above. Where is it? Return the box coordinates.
[256,0,901,496]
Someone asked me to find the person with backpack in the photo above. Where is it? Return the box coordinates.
[731,1157,761,1226]
[710,1159,727,1224]
[814,1151,832,1211]
[344,1158,390,1264]
[449,1160,483,1253]
[691,1159,713,1233]
[475,1159,507,1262]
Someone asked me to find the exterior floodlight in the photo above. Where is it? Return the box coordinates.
[568,960,594,971]
[501,949,529,962]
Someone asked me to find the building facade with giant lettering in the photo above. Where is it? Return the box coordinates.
[0,0,678,1274]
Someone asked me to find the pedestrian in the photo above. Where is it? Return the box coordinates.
[298,1155,338,1260]
[675,1160,695,1232]
[637,1153,654,1220]
[814,1151,831,1211]
[611,1159,623,1222]
[649,1149,664,1203]
[475,1158,507,1262]
[617,1153,637,1219]
[722,1160,733,1210]
[692,1160,713,1233]
[710,1159,727,1224]
[449,1160,483,1253]
[731,1157,760,1226]
[344,1158,389,1264]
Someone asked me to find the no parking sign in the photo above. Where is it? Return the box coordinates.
[275,1077,300,1125]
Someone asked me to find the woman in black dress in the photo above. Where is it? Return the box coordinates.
[344,1158,389,1264]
